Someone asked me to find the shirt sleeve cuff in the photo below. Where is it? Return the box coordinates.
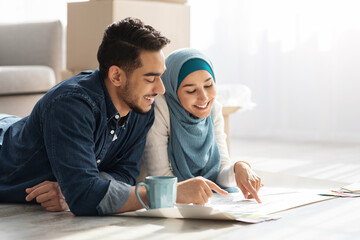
[96,172,132,215]
[216,164,237,188]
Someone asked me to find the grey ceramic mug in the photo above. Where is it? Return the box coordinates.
[135,176,177,210]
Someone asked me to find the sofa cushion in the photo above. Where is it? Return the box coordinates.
[0,20,63,83]
[0,66,56,95]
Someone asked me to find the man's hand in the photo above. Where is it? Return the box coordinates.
[234,161,262,203]
[176,176,228,205]
[25,181,69,212]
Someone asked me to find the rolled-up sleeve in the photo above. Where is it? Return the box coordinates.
[97,172,131,215]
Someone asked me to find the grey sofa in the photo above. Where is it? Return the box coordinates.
[0,20,63,117]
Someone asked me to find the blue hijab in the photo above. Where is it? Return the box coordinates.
[162,48,220,182]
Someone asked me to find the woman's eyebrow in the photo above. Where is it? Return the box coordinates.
[182,77,212,88]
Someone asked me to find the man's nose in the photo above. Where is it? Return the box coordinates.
[154,77,165,95]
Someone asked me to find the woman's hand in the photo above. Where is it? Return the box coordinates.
[176,176,228,205]
[234,161,262,203]
[25,181,69,212]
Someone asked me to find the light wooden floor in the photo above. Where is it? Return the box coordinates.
[1,138,359,240]
[230,138,360,184]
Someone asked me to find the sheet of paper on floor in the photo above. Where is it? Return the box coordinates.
[207,186,334,215]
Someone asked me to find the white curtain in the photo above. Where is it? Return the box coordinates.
[189,0,360,142]
[1,0,360,142]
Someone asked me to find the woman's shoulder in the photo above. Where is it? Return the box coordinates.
[155,94,168,107]
[211,99,223,118]
[155,94,169,113]
[154,94,170,124]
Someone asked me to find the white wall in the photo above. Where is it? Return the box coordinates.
[0,0,69,24]
[189,0,360,143]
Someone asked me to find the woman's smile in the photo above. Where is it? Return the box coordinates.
[194,101,210,109]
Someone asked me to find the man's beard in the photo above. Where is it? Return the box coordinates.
[121,79,151,115]
[127,100,150,115]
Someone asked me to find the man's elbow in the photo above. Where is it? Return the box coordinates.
[68,202,101,216]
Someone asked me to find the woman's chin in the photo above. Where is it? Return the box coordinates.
[190,109,211,119]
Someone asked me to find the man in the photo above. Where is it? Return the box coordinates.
[0,18,170,215]
[0,18,229,215]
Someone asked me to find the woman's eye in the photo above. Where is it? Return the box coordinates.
[205,83,213,88]
[186,89,196,94]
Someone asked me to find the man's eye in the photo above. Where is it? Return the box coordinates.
[145,78,155,83]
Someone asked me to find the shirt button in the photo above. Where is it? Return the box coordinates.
[96,159,101,164]
[110,130,115,134]
[115,115,120,119]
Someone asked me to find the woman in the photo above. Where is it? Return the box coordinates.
[142,48,262,205]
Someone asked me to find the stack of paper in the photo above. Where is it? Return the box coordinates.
[318,182,360,197]
[341,182,360,193]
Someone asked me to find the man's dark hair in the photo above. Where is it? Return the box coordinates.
[97,17,170,79]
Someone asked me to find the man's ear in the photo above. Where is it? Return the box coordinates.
[108,65,126,87]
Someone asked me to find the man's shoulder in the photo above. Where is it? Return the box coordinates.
[44,70,104,105]
[57,70,101,94]
[27,70,105,124]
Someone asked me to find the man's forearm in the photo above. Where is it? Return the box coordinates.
[116,186,147,213]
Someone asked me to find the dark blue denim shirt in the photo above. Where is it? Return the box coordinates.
[0,69,154,216]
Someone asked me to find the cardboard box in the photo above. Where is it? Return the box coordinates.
[67,0,190,72]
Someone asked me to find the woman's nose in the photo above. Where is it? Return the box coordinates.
[198,89,208,101]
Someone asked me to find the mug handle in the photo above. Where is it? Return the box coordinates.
[135,182,149,210]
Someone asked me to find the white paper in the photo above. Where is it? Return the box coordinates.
[207,187,333,215]
[117,187,333,223]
